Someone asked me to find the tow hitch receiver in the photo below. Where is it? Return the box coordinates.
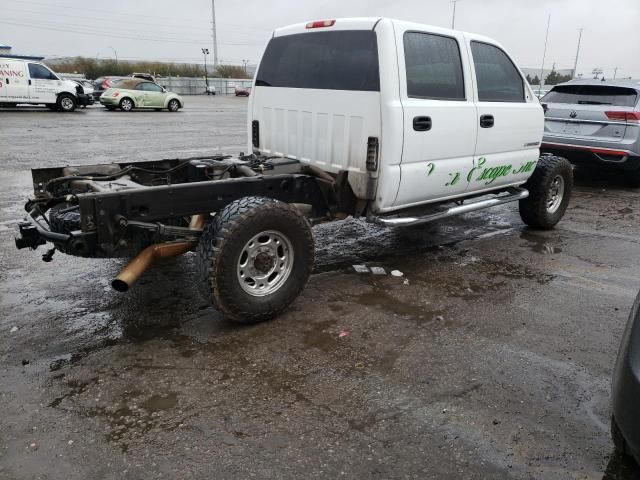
[15,222,46,250]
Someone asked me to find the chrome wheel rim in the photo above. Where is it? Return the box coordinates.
[61,97,73,110]
[121,99,132,111]
[169,100,178,111]
[546,175,565,213]
[236,230,294,297]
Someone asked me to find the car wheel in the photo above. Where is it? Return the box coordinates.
[519,155,573,230]
[119,98,134,112]
[628,168,640,189]
[196,197,314,323]
[168,99,180,112]
[57,93,76,112]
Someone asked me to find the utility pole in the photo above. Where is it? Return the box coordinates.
[451,0,459,29]
[211,0,219,68]
[109,46,118,64]
[202,48,209,92]
[538,14,551,95]
[572,28,583,79]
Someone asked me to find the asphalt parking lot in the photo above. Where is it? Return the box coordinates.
[1,95,639,480]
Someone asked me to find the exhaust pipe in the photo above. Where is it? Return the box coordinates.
[111,214,207,292]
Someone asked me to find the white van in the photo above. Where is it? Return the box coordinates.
[0,57,92,111]
[249,18,546,214]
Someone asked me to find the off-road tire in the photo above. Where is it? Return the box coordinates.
[168,99,180,112]
[196,196,314,323]
[519,155,573,230]
[57,93,76,112]
[611,416,631,457]
[119,97,134,112]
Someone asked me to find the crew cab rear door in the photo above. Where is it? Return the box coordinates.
[467,37,543,190]
[394,25,478,207]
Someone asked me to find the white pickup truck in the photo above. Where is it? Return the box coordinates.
[15,18,572,323]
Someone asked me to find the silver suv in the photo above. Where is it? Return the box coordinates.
[540,79,640,186]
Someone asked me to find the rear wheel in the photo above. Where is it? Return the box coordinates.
[519,155,573,230]
[196,197,314,323]
[57,93,76,112]
[167,99,180,112]
[119,97,134,112]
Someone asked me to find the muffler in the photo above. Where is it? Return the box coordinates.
[111,215,207,292]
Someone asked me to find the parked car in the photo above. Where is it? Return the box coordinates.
[129,72,156,83]
[99,78,183,112]
[612,289,640,465]
[540,80,640,186]
[15,18,571,323]
[0,57,92,111]
[206,85,216,95]
[92,76,126,100]
[235,85,251,96]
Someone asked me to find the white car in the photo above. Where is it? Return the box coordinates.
[0,57,92,111]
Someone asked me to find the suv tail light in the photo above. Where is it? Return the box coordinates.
[605,111,640,123]
[306,19,336,29]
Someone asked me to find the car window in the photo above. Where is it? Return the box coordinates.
[470,41,525,102]
[256,30,380,91]
[404,32,465,101]
[143,83,163,92]
[28,63,58,80]
[542,85,638,107]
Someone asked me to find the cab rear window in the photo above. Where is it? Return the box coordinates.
[256,31,380,92]
[542,85,638,107]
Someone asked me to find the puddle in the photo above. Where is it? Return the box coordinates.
[140,392,178,412]
[520,231,563,255]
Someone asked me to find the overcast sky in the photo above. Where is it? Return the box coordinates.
[2,0,639,78]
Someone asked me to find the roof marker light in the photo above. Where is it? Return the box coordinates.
[306,19,336,29]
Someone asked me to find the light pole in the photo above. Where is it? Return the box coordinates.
[572,28,583,79]
[451,0,460,29]
[538,14,551,96]
[242,59,249,75]
[108,46,118,64]
[211,0,219,67]
[202,48,210,93]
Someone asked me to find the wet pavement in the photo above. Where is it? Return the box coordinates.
[1,96,639,479]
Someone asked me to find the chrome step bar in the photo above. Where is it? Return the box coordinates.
[370,188,529,227]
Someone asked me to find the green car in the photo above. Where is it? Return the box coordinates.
[99,79,183,112]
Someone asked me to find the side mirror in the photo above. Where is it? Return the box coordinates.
[162,87,167,93]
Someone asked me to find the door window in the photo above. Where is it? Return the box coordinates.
[470,42,524,102]
[28,63,58,80]
[404,32,465,101]
[138,82,163,92]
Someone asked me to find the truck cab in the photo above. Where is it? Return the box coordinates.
[249,18,543,214]
[0,57,90,111]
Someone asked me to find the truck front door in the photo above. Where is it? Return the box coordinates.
[395,29,478,207]
[467,39,543,190]
[27,63,60,104]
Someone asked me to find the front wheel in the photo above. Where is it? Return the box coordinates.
[167,99,180,112]
[519,155,573,230]
[196,197,314,323]
[57,93,76,112]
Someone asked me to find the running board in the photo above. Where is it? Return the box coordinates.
[371,188,529,227]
